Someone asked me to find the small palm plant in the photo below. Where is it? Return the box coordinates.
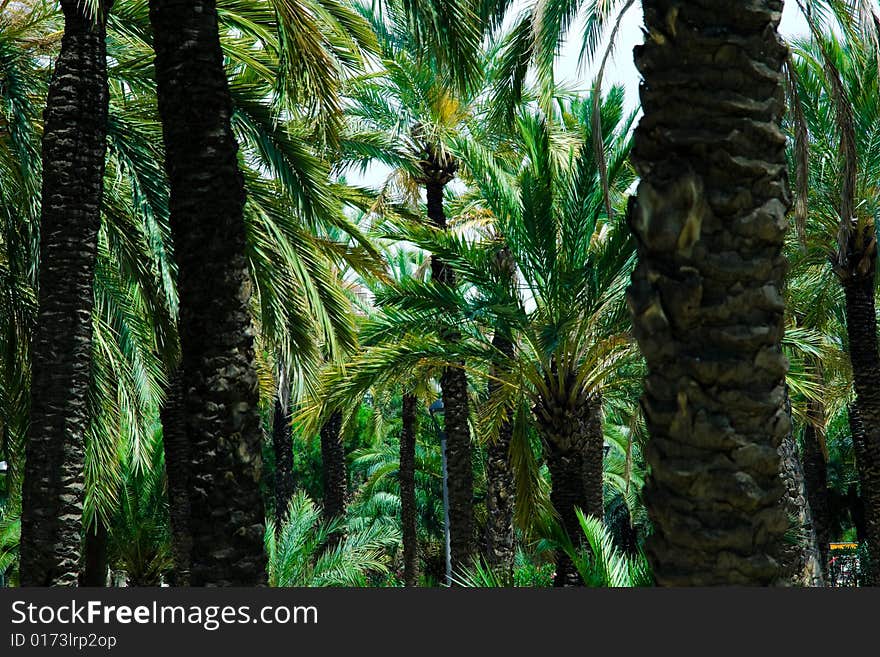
[565,511,652,588]
[106,432,174,587]
[454,509,652,587]
[265,491,400,587]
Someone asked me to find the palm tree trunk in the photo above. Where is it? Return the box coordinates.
[845,476,867,546]
[320,411,346,521]
[400,393,419,587]
[544,448,586,587]
[842,273,880,585]
[159,370,191,586]
[802,401,832,571]
[272,393,294,527]
[627,0,791,585]
[150,0,266,586]
[80,518,109,587]
[19,0,111,587]
[536,392,604,587]
[485,331,515,577]
[777,395,824,586]
[426,180,475,573]
[846,394,880,586]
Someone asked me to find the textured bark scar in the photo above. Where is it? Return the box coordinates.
[629,173,706,259]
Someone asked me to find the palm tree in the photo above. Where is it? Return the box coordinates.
[272,369,295,528]
[341,383,450,585]
[777,389,824,585]
[340,4,490,570]
[0,3,51,585]
[789,31,880,584]
[424,168,476,574]
[455,92,637,585]
[456,510,652,587]
[803,398,833,568]
[3,0,413,586]
[484,253,516,576]
[266,491,399,586]
[379,248,431,586]
[400,392,419,585]
[146,0,379,586]
[19,0,114,587]
[626,0,792,585]
[149,0,269,585]
[106,428,174,586]
[159,372,189,584]
[320,410,348,521]
[3,0,178,588]
[320,88,638,585]
[783,275,852,579]
[350,245,432,585]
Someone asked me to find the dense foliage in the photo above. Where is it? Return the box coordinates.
[0,0,878,587]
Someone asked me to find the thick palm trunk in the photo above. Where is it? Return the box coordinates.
[485,331,515,576]
[400,394,419,587]
[19,0,111,587]
[150,0,266,585]
[159,370,191,586]
[627,0,791,585]
[802,402,832,570]
[426,180,475,573]
[272,394,294,527]
[535,392,604,587]
[320,411,346,521]
[842,274,880,585]
[777,401,824,586]
[80,518,109,587]
[847,477,867,545]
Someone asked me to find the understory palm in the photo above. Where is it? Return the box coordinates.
[265,491,399,587]
[788,31,880,583]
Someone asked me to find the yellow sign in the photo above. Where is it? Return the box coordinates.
[830,542,859,550]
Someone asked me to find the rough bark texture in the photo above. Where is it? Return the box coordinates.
[627,0,791,585]
[842,270,880,586]
[400,394,419,587]
[777,401,824,586]
[485,330,516,576]
[150,0,266,585]
[847,397,880,586]
[160,370,191,586]
[272,394,294,527]
[320,411,346,521]
[425,178,475,573]
[535,391,604,587]
[80,518,109,587]
[802,403,832,570]
[19,0,111,587]
[845,481,866,546]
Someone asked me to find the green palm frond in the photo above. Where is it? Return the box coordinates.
[0,510,21,585]
[571,510,652,587]
[106,427,173,586]
[265,491,399,586]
